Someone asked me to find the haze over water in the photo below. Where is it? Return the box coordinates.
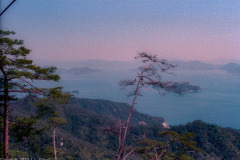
[52,68,240,129]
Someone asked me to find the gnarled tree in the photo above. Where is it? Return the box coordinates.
[116,52,176,160]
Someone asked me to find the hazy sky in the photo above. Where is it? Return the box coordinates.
[1,0,240,62]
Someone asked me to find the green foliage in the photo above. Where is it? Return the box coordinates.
[0,30,60,85]
[0,30,71,158]
[10,117,40,141]
[6,96,240,159]
[34,87,71,119]
[66,155,74,160]
[171,120,240,159]
[35,101,59,119]
[158,131,200,152]
[136,131,199,160]
[41,146,65,159]
[40,87,72,104]
[0,30,66,107]
[8,96,164,159]
[48,117,67,128]
[9,150,29,158]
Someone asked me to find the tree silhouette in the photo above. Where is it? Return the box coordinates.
[0,30,63,159]
[116,52,176,160]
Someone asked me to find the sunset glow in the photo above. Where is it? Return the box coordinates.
[1,0,240,62]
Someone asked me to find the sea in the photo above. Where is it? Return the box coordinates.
[38,69,240,129]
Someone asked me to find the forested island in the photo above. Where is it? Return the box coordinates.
[153,82,201,95]
[166,82,201,94]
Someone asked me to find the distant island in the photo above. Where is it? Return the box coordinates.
[64,90,80,94]
[43,60,240,75]
[166,82,201,94]
[57,67,100,75]
[167,61,240,75]
[221,63,240,75]
[172,60,220,71]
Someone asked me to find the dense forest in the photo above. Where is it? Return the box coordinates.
[1,95,240,160]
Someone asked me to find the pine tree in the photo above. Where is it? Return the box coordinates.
[136,131,200,160]
[0,30,61,159]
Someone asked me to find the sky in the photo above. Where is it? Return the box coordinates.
[1,0,240,62]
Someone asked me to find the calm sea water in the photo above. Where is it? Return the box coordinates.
[45,69,240,129]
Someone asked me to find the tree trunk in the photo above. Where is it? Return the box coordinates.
[117,60,152,160]
[53,127,57,160]
[117,69,144,160]
[3,75,9,159]
[4,97,9,159]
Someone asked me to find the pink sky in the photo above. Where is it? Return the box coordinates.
[2,0,240,62]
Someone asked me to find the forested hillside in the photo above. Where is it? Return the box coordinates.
[1,96,240,159]
[171,121,240,160]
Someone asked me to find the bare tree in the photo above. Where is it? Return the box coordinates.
[116,52,176,160]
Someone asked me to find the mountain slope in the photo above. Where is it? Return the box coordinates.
[171,120,240,160]
[4,96,240,159]
[68,97,164,125]
[7,96,164,159]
